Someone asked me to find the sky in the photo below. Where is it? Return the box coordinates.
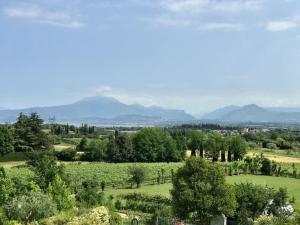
[0,0,300,115]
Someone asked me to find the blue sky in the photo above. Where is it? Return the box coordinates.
[0,0,300,115]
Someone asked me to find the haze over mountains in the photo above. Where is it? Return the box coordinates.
[0,96,194,125]
[1,97,300,125]
[202,104,300,123]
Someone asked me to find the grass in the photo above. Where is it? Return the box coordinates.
[54,143,75,151]
[0,152,28,162]
[106,175,300,210]
[248,148,300,163]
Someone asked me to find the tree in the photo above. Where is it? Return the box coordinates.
[0,125,14,156]
[0,167,14,206]
[205,133,223,162]
[132,128,181,162]
[76,180,104,208]
[81,139,107,161]
[171,158,237,225]
[188,131,205,157]
[14,113,51,151]
[261,158,272,176]
[128,165,146,188]
[47,175,75,211]
[77,137,89,151]
[232,183,274,224]
[270,188,289,216]
[5,192,57,225]
[28,152,65,189]
[170,129,187,159]
[228,135,248,161]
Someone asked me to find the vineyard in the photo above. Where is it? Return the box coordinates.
[6,162,184,189]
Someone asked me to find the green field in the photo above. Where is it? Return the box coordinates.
[5,162,184,189]
[106,175,300,210]
[4,160,300,210]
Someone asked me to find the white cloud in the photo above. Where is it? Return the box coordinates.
[265,20,297,32]
[145,14,191,27]
[159,0,263,13]
[198,22,244,31]
[86,86,156,106]
[4,5,84,29]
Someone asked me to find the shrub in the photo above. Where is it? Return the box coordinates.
[47,175,75,211]
[266,143,277,150]
[67,207,110,225]
[5,192,57,224]
[128,165,146,188]
[110,212,123,225]
[261,158,272,176]
[56,148,77,161]
[0,167,14,206]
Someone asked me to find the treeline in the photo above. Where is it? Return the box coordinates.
[0,113,52,156]
[244,129,300,150]
[73,129,248,163]
[49,123,98,136]
[0,112,248,163]
[76,129,186,162]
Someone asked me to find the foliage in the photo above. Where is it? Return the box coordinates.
[14,113,52,152]
[146,207,173,225]
[132,128,182,162]
[56,148,77,161]
[47,175,75,211]
[109,212,123,225]
[76,179,104,208]
[66,206,109,225]
[120,193,171,214]
[171,158,237,225]
[0,126,14,156]
[228,135,248,161]
[80,139,107,161]
[261,158,272,175]
[28,152,65,189]
[128,165,146,188]
[0,167,14,206]
[232,183,275,224]
[5,192,57,225]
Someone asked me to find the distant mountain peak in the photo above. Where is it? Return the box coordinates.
[0,96,195,125]
[203,103,300,123]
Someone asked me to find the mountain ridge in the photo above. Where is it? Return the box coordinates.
[0,96,195,124]
[203,104,300,123]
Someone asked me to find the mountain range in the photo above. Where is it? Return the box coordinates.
[0,96,194,125]
[202,104,300,123]
[2,98,300,125]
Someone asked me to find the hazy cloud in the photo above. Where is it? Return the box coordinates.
[265,20,297,31]
[4,5,84,28]
[198,22,244,31]
[159,0,263,13]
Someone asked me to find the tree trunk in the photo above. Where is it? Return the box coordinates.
[221,151,226,162]
[228,150,232,162]
[191,149,196,157]
[200,147,204,158]
[212,151,218,162]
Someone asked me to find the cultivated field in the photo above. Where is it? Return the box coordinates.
[107,175,300,210]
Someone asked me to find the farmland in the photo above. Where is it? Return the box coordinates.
[106,175,300,210]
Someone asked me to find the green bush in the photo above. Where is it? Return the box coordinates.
[66,206,109,225]
[56,148,77,161]
[5,192,57,224]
